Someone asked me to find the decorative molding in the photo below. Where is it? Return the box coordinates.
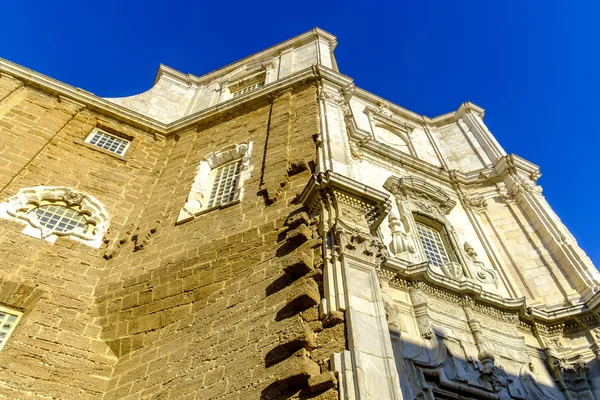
[387,212,416,258]
[383,175,456,216]
[177,142,253,223]
[0,186,109,248]
[300,171,391,232]
[462,193,488,212]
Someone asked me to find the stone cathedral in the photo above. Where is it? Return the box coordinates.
[0,28,598,400]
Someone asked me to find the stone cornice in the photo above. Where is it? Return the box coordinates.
[299,171,392,230]
[0,58,168,135]
[0,47,540,188]
[383,175,457,214]
[345,114,540,191]
[351,86,485,128]
[0,59,327,138]
[154,27,337,88]
[492,154,541,181]
[383,259,600,329]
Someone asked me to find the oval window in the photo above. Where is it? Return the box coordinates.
[29,204,87,233]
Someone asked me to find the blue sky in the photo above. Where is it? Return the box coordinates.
[1,1,598,266]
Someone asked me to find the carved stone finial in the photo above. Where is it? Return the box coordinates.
[388,212,415,256]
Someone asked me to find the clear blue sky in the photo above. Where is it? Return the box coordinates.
[1,1,598,266]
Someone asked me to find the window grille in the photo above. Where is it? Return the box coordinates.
[232,81,264,98]
[207,160,241,208]
[86,130,130,156]
[0,307,20,351]
[30,205,87,234]
[416,222,450,267]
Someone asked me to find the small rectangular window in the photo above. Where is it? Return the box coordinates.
[207,160,241,208]
[85,129,131,156]
[232,81,264,98]
[0,306,21,351]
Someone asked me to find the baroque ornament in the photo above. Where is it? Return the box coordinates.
[463,193,488,212]
[387,212,415,256]
[441,261,464,280]
[340,228,388,266]
[0,186,109,247]
[179,142,253,221]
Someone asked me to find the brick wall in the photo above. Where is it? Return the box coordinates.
[0,75,343,399]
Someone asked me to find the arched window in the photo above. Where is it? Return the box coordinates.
[413,214,457,268]
[177,142,253,223]
[0,187,109,248]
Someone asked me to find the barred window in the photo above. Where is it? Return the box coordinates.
[85,129,130,156]
[232,81,264,98]
[0,307,21,351]
[416,222,450,267]
[207,160,241,208]
[29,204,88,234]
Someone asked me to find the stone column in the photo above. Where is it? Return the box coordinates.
[300,171,403,400]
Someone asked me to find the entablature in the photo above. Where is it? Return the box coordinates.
[382,258,600,331]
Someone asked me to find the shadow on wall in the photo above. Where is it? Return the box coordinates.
[391,327,600,400]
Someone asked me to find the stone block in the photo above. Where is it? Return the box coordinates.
[287,278,320,311]
[285,211,310,229]
[277,315,316,351]
[273,348,320,387]
[285,224,312,245]
[322,310,344,328]
[283,250,314,277]
[308,371,337,393]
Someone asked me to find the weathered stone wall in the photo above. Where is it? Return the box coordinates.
[0,72,167,399]
[0,74,343,399]
[96,83,342,400]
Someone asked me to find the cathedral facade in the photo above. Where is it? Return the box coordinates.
[0,28,598,399]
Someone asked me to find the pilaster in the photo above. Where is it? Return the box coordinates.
[300,171,403,400]
[497,155,600,301]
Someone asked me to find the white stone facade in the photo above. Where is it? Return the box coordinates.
[1,27,598,400]
[105,29,337,124]
[99,27,600,400]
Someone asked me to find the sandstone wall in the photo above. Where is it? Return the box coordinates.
[0,74,342,399]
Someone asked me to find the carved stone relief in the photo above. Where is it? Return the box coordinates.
[464,241,498,286]
[393,282,564,399]
[178,142,253,222]
[0,186,109,247]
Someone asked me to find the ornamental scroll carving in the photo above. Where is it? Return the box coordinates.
[383,175,457,217]
[299,171,391,268]
[463,193,488,212]
[334,224,388,266]
[397,284,561,400]
[497,175,543,204]
[464,241,498,287]
[0,186,109,248]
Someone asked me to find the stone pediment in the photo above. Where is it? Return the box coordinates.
[383,175,457,215]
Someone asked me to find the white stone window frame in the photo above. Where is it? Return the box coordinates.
[177,142,253,223]
[206,158,242,208]
[0,305,22,352]
[216,59,275,103]
[231,81,265,98]
[0,186,109,248]
[365,105,417,157]
[85,128,131,156]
